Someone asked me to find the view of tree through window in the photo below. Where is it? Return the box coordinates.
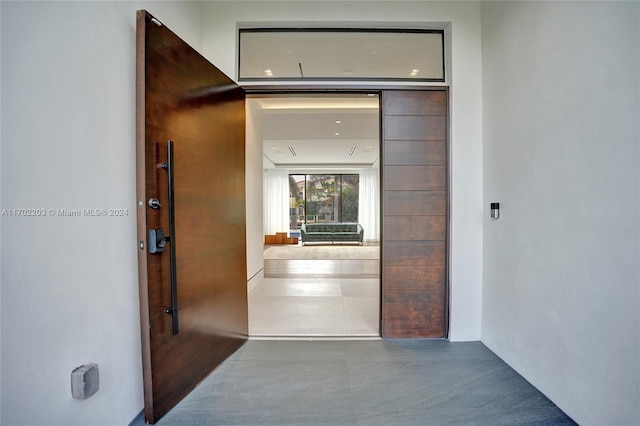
[289,174,359,230]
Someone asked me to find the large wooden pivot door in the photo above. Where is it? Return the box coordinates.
[136,11,248,423]
[381,90,448,338]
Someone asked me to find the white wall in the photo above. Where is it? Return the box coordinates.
[246,99,265,293]
[202,1,484,341]
[481,2,640,425]
[0,4,3,422]
[0,2,204,424]
[4,1,637,424]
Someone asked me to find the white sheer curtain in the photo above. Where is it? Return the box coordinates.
[358,169,380,242]
[264,169,290,235]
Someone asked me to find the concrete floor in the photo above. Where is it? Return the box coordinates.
[130,340,576,426]
[131,251,575,425]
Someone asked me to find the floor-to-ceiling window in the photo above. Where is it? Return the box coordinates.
[289,174,359,231]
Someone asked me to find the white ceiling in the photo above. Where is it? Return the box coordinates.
[251,95,380,170]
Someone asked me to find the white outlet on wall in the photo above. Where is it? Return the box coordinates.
[71,363,99,400]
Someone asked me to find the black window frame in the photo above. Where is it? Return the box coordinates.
[290,173,360,226]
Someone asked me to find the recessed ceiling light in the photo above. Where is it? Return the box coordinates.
[335,132,340,136]
[335,120,341,124]
[264,69,273,77]
[410,69,420,77]
[271,146,279,150]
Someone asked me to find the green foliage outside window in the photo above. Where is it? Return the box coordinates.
[289,174,359,230]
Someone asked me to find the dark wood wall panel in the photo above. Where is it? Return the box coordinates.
[384,191,446,216]
[384,216,446,241]
[384,140,446,165]
[381,89,448,339]
[384,266,446,292]
[383,241,446,266]
[382,290,446,337]
[384,116,446,141]
[385,166,446,191]
[383,91,447,115]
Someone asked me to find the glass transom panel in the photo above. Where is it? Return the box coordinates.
[239,29,444,82]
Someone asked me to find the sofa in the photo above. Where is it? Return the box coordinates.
[300,223,364,245]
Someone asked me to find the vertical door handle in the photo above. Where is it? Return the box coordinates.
[163,140,179,335]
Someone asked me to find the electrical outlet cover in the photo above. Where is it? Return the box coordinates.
[71,363,99,400]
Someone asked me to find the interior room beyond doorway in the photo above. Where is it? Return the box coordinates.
[246,94,381,338]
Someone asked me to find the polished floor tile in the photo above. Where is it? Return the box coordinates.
[249,277,379,337]
[130,340,577,426]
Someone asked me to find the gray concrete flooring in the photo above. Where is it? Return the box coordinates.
[130,340,576,425]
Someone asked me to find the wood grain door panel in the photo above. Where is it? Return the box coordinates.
[136,11,248,423]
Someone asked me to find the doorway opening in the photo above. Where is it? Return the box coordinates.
[246,93,381,338]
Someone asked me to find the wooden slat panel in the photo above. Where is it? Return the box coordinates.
[384,191,446,216]
[381,89,448,339]
[384,140,446,166]
[384,265,445,292]
[383,91,447,116]
[384,166,445,191]
[384,216,446,241]
[383,241,446,266]
[382,290,446,338]
[384,115,446,141]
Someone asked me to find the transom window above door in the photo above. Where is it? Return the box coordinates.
[238,28,444,82]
